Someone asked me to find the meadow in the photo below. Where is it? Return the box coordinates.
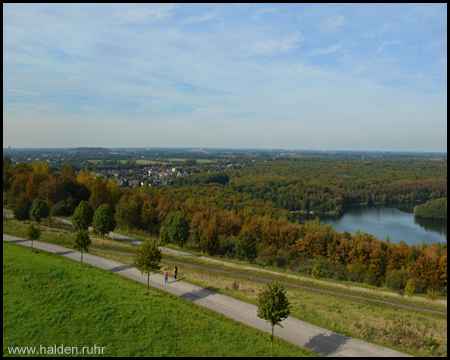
[3,241,317,357]
[3,217,447,357]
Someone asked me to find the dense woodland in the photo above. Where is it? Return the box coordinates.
[414,198,447,220]
[3,154,447,295]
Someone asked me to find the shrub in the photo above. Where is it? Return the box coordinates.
[312,263,323,279]
[231,280,239,291]
[386,269,408,291]
[413,277,427,294]
[405,278,416,297]
[426,289,438,301]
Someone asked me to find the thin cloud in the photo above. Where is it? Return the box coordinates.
[183,11,215,23]
[377,40,401,53]
[307,44,341,56]
[115,4,176,24]
[245,31,303,56]
[252,7,275,21]
[327,14,348,28]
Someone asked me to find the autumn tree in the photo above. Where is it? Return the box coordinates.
[257,281,291,350]
[200,224,220,255]
[236,226,259,261]
[114,193,141,229]
[134,241,162,293]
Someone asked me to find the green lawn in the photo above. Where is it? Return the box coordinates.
[3,218,447,357]
[3,242,318,357]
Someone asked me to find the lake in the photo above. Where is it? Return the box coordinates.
[300,204,447,246]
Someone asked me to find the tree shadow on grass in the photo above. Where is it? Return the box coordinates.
[303,332,349,356]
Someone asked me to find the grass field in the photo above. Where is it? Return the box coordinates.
[3,217,447,357]
[3,242,318,357]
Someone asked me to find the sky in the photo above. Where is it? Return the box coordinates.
[3,3,447,152]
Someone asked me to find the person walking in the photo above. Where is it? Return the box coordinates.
[164,269,169,283]
[174,266,178,281]
[200,250,204,259]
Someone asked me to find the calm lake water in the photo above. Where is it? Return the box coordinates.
[300,204,447,246]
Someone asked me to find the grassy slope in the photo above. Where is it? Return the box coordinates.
[3,242,317,357]
[3,218,447,357]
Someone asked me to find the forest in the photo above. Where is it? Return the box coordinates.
[3,154,447,296]
[414,198,447,220]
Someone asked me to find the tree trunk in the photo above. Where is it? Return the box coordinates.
[271,325,274,350]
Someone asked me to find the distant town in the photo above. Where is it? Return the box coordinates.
[3,147,446,189]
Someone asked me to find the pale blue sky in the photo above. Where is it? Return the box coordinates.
[3,3,447,151]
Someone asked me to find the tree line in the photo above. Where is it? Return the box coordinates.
[414,198,447,220]
[3,155,447,296]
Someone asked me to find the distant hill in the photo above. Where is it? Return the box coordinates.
[67,147,111,154]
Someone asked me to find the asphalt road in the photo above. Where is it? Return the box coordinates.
[4,234,413,357]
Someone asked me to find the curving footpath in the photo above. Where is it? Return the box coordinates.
[4,234,412,357]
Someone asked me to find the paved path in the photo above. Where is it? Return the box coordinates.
[3,210,446,306]
[104,229,448,307]
[4,234,412,357]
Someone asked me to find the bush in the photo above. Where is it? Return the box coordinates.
[413,277,427,294]
[312,263,323,279]
[386,269,408,291]
[405,278,416,297]
[231,280,239,291]
[426,289,438,301]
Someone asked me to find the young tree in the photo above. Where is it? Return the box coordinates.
[158,224,170,245]
[257,281,291,350]
[72,200,94,231]
[92,203,116,238]
[25,223,40,252]
[311,263,323,279]
[134,241,162,293]
[73,230,92,267]
[13,194,32,222]
[405,278,416,297]
[29,198,50,229]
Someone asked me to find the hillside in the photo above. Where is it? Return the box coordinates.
[69,147,111,154]
[3,241,315,357]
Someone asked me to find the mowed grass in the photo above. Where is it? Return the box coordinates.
[3,218,447,357]
[3,242,318,357]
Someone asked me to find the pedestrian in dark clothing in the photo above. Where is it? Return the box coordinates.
[174,266,178,281]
